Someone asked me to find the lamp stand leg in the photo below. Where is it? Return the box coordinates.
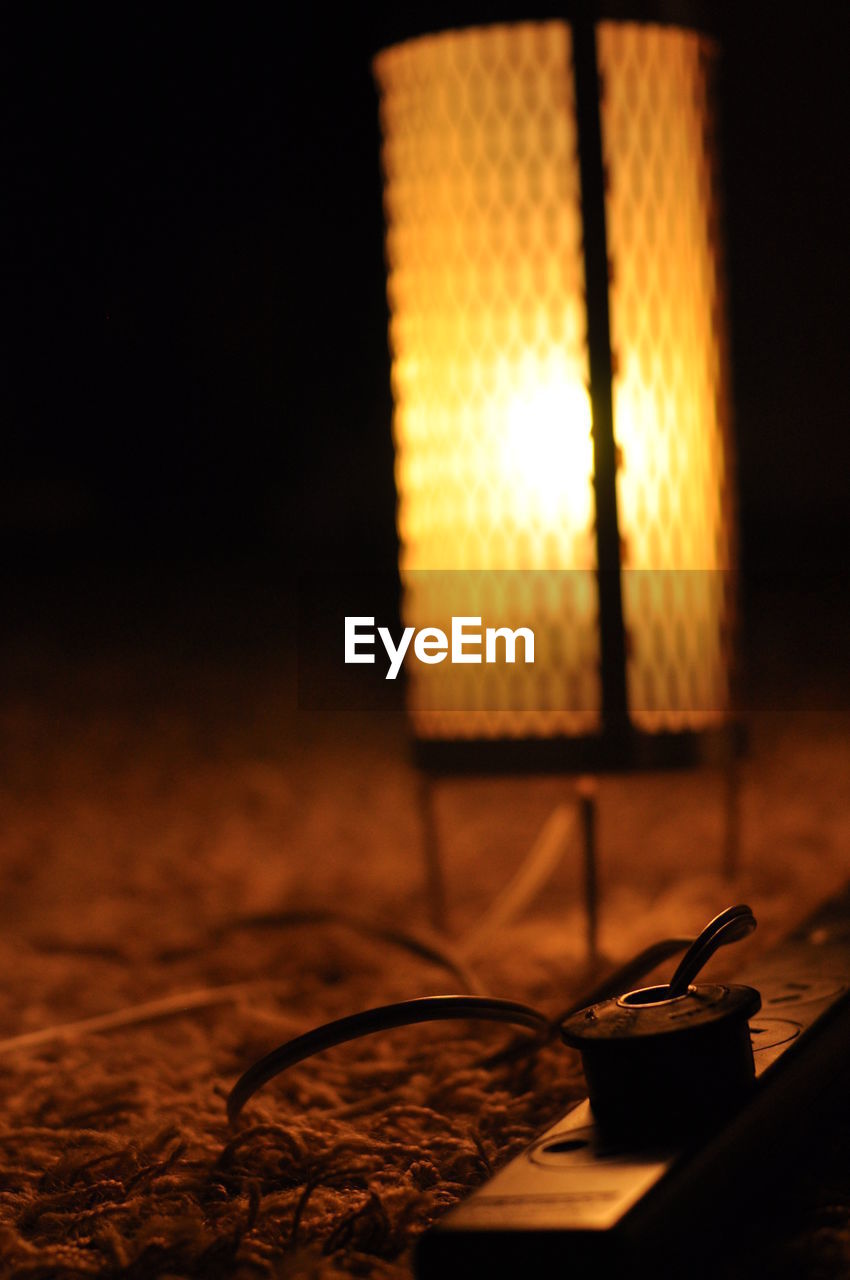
[577,777,600,965]
[417,772,448,935]
[722,732,742,882]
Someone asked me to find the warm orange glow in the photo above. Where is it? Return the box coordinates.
[374,20,734,740]
[598,22,734,729]
[375,23,600,739]
[501,360,594,531]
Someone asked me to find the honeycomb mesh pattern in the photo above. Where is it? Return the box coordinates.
[374,23,600,738]
[374,21,735,741]
[598,22,735,729]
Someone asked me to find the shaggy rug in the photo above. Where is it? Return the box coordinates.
[1,579,850,1279]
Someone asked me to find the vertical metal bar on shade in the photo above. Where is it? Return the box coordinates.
[571,14,629,743]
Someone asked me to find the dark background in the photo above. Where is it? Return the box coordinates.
[5,2,849,612]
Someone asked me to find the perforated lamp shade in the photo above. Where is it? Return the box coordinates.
[373,18,735,768]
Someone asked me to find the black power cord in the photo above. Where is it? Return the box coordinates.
[226,995,550,1123]
[226,934,703,1122]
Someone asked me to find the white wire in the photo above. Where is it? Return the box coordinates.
[0,982,265,1056]
[461,803,578,958]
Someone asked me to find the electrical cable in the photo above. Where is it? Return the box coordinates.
[475,935,696,1067]
[0,925,703,1141]
[553,936,697,1023]
[5,911,705,1139]
[226,935,702,1122]
[226,994,551,1123]
[461,805,578,959]
[0,982,271,1057]
[3,908,483,1064]
[668,905,755,995]
[157,908,484,995]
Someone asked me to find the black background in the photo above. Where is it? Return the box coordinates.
[5,2,849,600]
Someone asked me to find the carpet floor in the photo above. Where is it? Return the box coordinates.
[2,588,850,1279]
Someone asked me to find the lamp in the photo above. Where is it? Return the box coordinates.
[373,15,736,772]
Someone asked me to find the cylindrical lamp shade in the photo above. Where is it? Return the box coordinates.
[374,20,735,763]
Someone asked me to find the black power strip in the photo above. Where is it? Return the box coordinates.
[416,885,850,1276]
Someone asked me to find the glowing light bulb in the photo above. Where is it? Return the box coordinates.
[501,361,593,529]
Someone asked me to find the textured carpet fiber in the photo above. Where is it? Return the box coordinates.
[2,609,850,1279]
